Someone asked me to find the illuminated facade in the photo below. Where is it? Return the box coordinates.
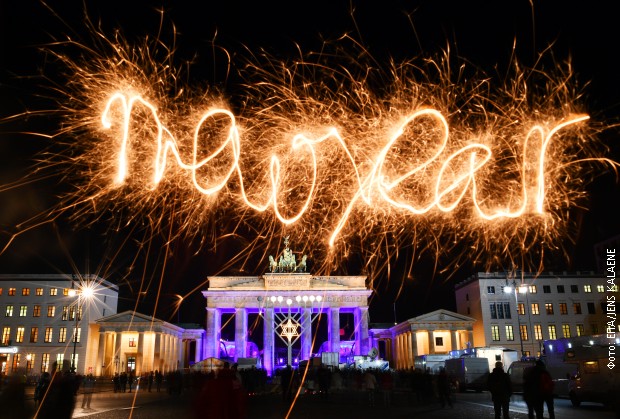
[370,309,476,370]
[91,310,204,376]
[455,271,610,357]
[0,274,118,376]
[202,272,372,376]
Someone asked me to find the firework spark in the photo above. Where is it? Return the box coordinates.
[2,21,617,278]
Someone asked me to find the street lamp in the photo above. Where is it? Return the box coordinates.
[504,280,526,359]
[68,284,95,373]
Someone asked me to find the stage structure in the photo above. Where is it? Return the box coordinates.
[202,238,372,376]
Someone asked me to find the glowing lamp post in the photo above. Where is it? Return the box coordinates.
[68,284,94,373]
[504,280,527,358]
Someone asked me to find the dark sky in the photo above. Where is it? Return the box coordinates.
[1,0,619,325]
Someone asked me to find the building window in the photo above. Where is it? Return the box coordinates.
[518,303,525,315]
[576,324,584,337]
[497,303,505,319]
[503,303,512,319]
[1,327,10,345]
[548,325,557,340]
[597,285,605,293]
[562,324,571,338]
[5,305,14,317]
[545,303,554,315]
[559,303,568,315]
[534,324,543,340]
[574,303,582,314]
[529,285,537,294]
[11,354,20,372]
[49,288,57,296]
[22,288,30,296]
[584,285,592,293]
[570,285,579,293]
[71,354,79,371]
[16,327,25,343]
[129,337,137,347]
[491,325,500,341]
[56,354,64,368]
[490,304,497,319]
[26,354,35,372]
[8,288,16,296]
[30,327,38,343]
[435,337,444,346]
[505,325,514,341]
[33,305,41,317]
[58,327,67,343]
[531,303,540,315]
[487,286,495,294]
[19,306,27,317]
[62,306,69,321]
[63,288,69,296]
[72,327,81,343]
[587,302,595,314]
[557,285,565,293]
[591,324,599,334]
[520,324,529,341]
[44,327,53,343]
[41,354,50,373]
[47,306,55,317]
[36,288,43,296]
[69,307,76,321]
[543,285,551,293]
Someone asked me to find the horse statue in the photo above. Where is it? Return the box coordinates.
[298,255,307,272]
[268,255,278,272]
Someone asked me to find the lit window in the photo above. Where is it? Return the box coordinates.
[70,354,79,371]
[33,305,41,317]
[63,288,69,296]
[576,324,584,337]
[5,305,14,317]
[36,288,43,296]
[562,324,571,338]
[584,285,592,293]
[491,325,500,341]
[487,286,495,294]
[520,324,529,341]
[16,327,25,343]
[30,327,38,343]
[534,324,543,340]
[47,306,55,317]
[548,325,557,340]
[573,303,582,315]
[545,303,554,315]
[69,307,76,321]
[41,354,50,373]
[11,354,20,372]
[8,288,16,296]
[49,288,57,296]
[529,285,537,294]
[44,327,53,343]
[505,325,514,341]
[72,327,81,343]
[129,337,137,347]
[56,354,64,367]
[559,303,568,315]
[58,327,67,343]
[1,327,10,345]
[62,306,68,321]
[22,288,30,296]
[26,354,35,372]
[518,303,525,315]
[597,285,605,293]
[531,303,540,315]
[19,306,27,317]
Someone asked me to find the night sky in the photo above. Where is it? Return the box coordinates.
[1,0,619,325]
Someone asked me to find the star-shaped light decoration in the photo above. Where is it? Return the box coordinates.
[279,318,300,342]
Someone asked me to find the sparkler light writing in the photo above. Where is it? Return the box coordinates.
[101,93,589,247]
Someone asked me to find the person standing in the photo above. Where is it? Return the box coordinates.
[536,361,555,419]
[487,361,512,419]
[436,368,453,408]
[363,370,378,407]
[81,374,95,410]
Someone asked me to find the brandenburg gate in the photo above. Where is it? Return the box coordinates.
[202,240,372,376]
